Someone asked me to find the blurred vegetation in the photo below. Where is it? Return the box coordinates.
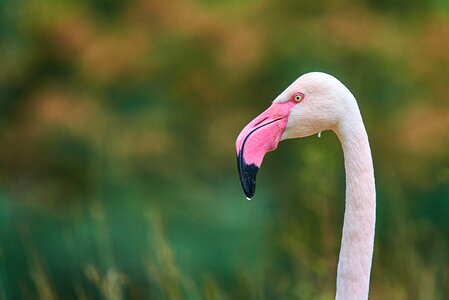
[1,0,449,299]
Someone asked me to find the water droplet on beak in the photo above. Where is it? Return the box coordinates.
[246,197,252,201]
[318,131,322,138]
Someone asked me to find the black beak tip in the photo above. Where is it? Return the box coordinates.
[237,154,259,199]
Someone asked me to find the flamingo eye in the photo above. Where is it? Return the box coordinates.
[293,93,304,102]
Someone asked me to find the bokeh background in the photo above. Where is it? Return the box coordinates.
[1,0,449,299]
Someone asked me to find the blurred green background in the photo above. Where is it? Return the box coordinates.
[1,0,449,299]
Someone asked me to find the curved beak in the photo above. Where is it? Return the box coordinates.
[235,101,295,199]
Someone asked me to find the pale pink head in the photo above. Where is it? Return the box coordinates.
[236,72,356,199]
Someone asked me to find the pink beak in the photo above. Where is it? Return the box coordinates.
[235,101,295,199]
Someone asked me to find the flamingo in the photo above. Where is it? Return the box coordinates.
[235,72,375,300]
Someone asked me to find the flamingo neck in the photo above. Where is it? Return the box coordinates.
[335,108,376,300]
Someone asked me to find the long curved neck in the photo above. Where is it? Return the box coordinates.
[335,105,376,300]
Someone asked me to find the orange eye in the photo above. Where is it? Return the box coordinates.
[294,93,304,102]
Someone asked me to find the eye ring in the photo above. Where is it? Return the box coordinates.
[293,93,304,102]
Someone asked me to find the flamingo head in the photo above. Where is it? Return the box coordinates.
[236,72,353,199]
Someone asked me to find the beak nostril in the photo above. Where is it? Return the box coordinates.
[253,116,268,127]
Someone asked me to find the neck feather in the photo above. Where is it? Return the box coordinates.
[334,105,376,300]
